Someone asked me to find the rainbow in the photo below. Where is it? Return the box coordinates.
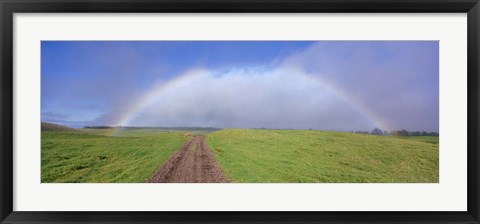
[290,68,391,132]
[111,68,390,136]
[115,69,207,126]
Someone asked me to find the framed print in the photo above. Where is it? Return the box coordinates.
[1,0,479,223]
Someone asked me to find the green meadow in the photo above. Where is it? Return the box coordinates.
[394,135,439,144]
[207,129,439,183]
[41,123,438,183]
[41,124,190,183]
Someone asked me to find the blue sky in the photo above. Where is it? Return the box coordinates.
[41,41,439,131]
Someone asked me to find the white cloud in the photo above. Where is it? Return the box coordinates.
[126,68,376,131]
[279,42,439,132]
[114,41,438,132]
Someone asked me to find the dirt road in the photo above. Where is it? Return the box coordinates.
[148,136,229,183]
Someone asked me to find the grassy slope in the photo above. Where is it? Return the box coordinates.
[207,129,439,183]
[395,136,439,144]
[42,129,191,183]
[41,122,80,132]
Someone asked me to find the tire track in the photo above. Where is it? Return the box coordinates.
[148,136,229,183]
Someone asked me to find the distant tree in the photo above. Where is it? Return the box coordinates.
[386,129,438,137]
[371,127,384,135]
[355,131,369,134]
[83,125,114,129]
[397,129,409,136]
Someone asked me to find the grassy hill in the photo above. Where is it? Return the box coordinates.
[41,127,191,183]
[41,122,80,132]
[207,129,439,183]
[41,122,439,183]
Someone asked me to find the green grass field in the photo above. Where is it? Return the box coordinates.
[395,136,439,144]
[207,129,439,183]
[41,122,439,183]
[41,127,191,183]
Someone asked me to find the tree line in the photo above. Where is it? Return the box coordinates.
[83,125,114,129]
[83,125,221,131]
[354,127,439,136]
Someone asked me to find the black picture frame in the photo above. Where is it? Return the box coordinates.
[1,0,479,223]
